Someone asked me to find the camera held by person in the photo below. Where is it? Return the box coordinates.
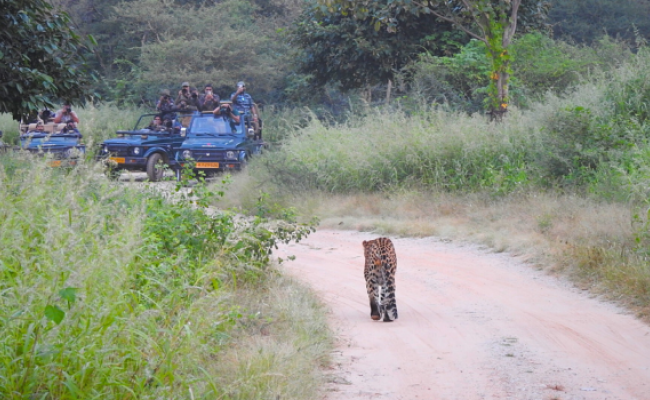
[53,101,80,125]
[213,102,240,123]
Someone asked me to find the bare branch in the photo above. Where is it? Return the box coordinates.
[503,0,521,46]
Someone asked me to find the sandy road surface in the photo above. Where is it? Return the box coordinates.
[276,230,650,400]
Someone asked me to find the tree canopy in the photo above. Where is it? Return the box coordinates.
[549,0,650,45]
[291,1,468,92]
[317,0,549,116]
[0,0,97,121]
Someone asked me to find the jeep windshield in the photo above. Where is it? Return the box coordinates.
[189,116,243,136]
[115,112,193,135]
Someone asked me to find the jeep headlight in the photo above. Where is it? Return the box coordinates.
[101,145,108,154]
[133,147,141,156]
[182,150,192,160]
[226,151,236,160]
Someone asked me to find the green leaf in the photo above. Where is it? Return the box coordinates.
[44,305,65,324]
[59,287,78,304]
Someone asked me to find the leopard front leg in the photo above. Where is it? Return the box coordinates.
[365,270,382,320]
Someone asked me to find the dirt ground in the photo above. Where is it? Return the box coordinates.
[276,230,650,400]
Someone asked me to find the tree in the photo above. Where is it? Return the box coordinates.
[291,1,468,101]
[548,0,650,45]
[0,0,97,121]
[320,0,549,117]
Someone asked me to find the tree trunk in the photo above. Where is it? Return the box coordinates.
[386,79,392,105]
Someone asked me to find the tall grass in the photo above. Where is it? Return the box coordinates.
[256,107,540,193]
[253,48,650,197]
[239,48,650,320]
[0,152,326,399]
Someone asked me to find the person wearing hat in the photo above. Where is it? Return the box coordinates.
[157,89,176,121]
[175,81,192,107]
[230,81,261,139]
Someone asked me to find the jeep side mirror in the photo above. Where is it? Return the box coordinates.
[247,128,254,138]
[180,127,187,137]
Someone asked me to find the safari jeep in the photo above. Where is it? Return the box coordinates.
[97,113,192,181]
[18,122,86,167]
[173,108,264,179]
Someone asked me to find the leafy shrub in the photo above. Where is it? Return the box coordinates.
[408,33,633,113]
[0,154,315,399]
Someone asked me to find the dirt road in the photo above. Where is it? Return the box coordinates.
[276,230,650,400]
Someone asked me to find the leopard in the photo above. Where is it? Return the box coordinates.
[362,237,398,322]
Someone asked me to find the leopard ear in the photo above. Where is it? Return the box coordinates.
[362,240,367,247]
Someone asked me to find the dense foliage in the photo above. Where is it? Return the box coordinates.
[315,0,550,115]
[290,1,468,94]
[549,0,650,45]
[252,47,650,198]
[49,0,304,105]
[408,33,633,113]
[0,0,96,120]
[18,0,642,111]
[0,157,317,399]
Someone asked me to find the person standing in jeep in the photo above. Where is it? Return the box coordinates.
[175,82,192,105]
[230,81,261,138]
[156,89,176,121]
[53,102,80,125]
[199,84,220,111]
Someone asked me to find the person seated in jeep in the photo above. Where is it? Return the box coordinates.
[40,108,55,123]
[147,115,165,131]
[61,120,81,135]
[213,102,240,123]
[213,101,240,133]
[34,121,45,132]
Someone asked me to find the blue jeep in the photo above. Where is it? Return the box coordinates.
[18,123,86,167]
[97,113,192,181]
[173,109,264,179]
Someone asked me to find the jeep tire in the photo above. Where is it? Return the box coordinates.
[146,153,166,182]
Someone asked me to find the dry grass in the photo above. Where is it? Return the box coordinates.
[220,174,650,321]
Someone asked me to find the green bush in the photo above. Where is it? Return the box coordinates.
[0,154,315,399]
[408,33,633,113]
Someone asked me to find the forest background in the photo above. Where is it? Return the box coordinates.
[44,0,650,111]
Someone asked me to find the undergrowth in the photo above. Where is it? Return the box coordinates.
[0,152,323,399]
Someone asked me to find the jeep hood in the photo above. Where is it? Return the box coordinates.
[21,138,82,151]
[181,136,245,149]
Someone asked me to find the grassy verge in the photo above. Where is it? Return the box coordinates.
[223,50,650,323]
[224,180,650,321]
[0,152,329,399]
